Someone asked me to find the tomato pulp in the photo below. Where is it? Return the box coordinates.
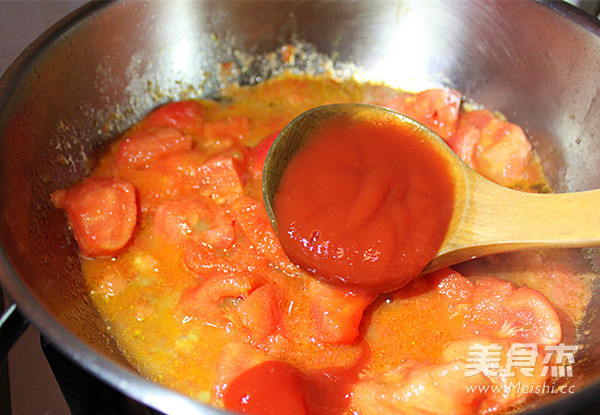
[273,115,455,293]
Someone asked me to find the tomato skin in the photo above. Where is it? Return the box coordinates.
[116,126,193,169]
[52,177,137,257]
[246,131,279,179]
[223,361,307,415]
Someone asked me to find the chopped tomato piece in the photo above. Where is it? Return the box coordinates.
[501,286,562,345]
[52,177,137,257]
[115,126,192,169]
[477,124,532,185]
[381,89,461,140]
[427,267,474,303]
[305,278,375,344]
[352,360,489,415]
[447,111,484,167]
[448,110,532,186]
[183,240,244,277]
[465,276,517,337]
[147,150,206,178]
[466,276,562,346]
[177,273,256,325]
[235,284,281,341]
[199,155,246,203]
[142,100,205,134]
[229,196,297,274]
[442,338,549,412]
[224,361,307,415]
[470,275,515,302]
[203,116,249,149]
[246,131,279,179]
[380,269,561,368]
[152,197,235,249]
[212,343,269,404]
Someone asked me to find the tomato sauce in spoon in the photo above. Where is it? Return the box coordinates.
[272,113,455,293]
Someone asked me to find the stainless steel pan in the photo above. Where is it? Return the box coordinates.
[1,1,600,413]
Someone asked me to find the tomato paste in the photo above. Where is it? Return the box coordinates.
[273,115,455,293]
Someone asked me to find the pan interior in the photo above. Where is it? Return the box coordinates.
[1,1,600,413]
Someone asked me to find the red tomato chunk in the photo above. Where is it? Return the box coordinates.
[152,197,235,249]
[142,100,205,133]
[51,177,137,257]
[448,110,532,186]
[203,115,249,148]
[223,361,307,415]
[116,126,193,169]
[246,131,279,179]
[306,278,376,344]
[381,88,461,140]
[199,155,246,202]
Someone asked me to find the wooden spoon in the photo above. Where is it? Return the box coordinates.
[262,103,600,276]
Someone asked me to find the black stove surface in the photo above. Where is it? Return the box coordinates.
[41,338,162,415]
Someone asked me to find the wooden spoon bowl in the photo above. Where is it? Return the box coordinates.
[263,103,600,276]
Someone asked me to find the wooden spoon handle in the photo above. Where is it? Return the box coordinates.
[424,173,600,273]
